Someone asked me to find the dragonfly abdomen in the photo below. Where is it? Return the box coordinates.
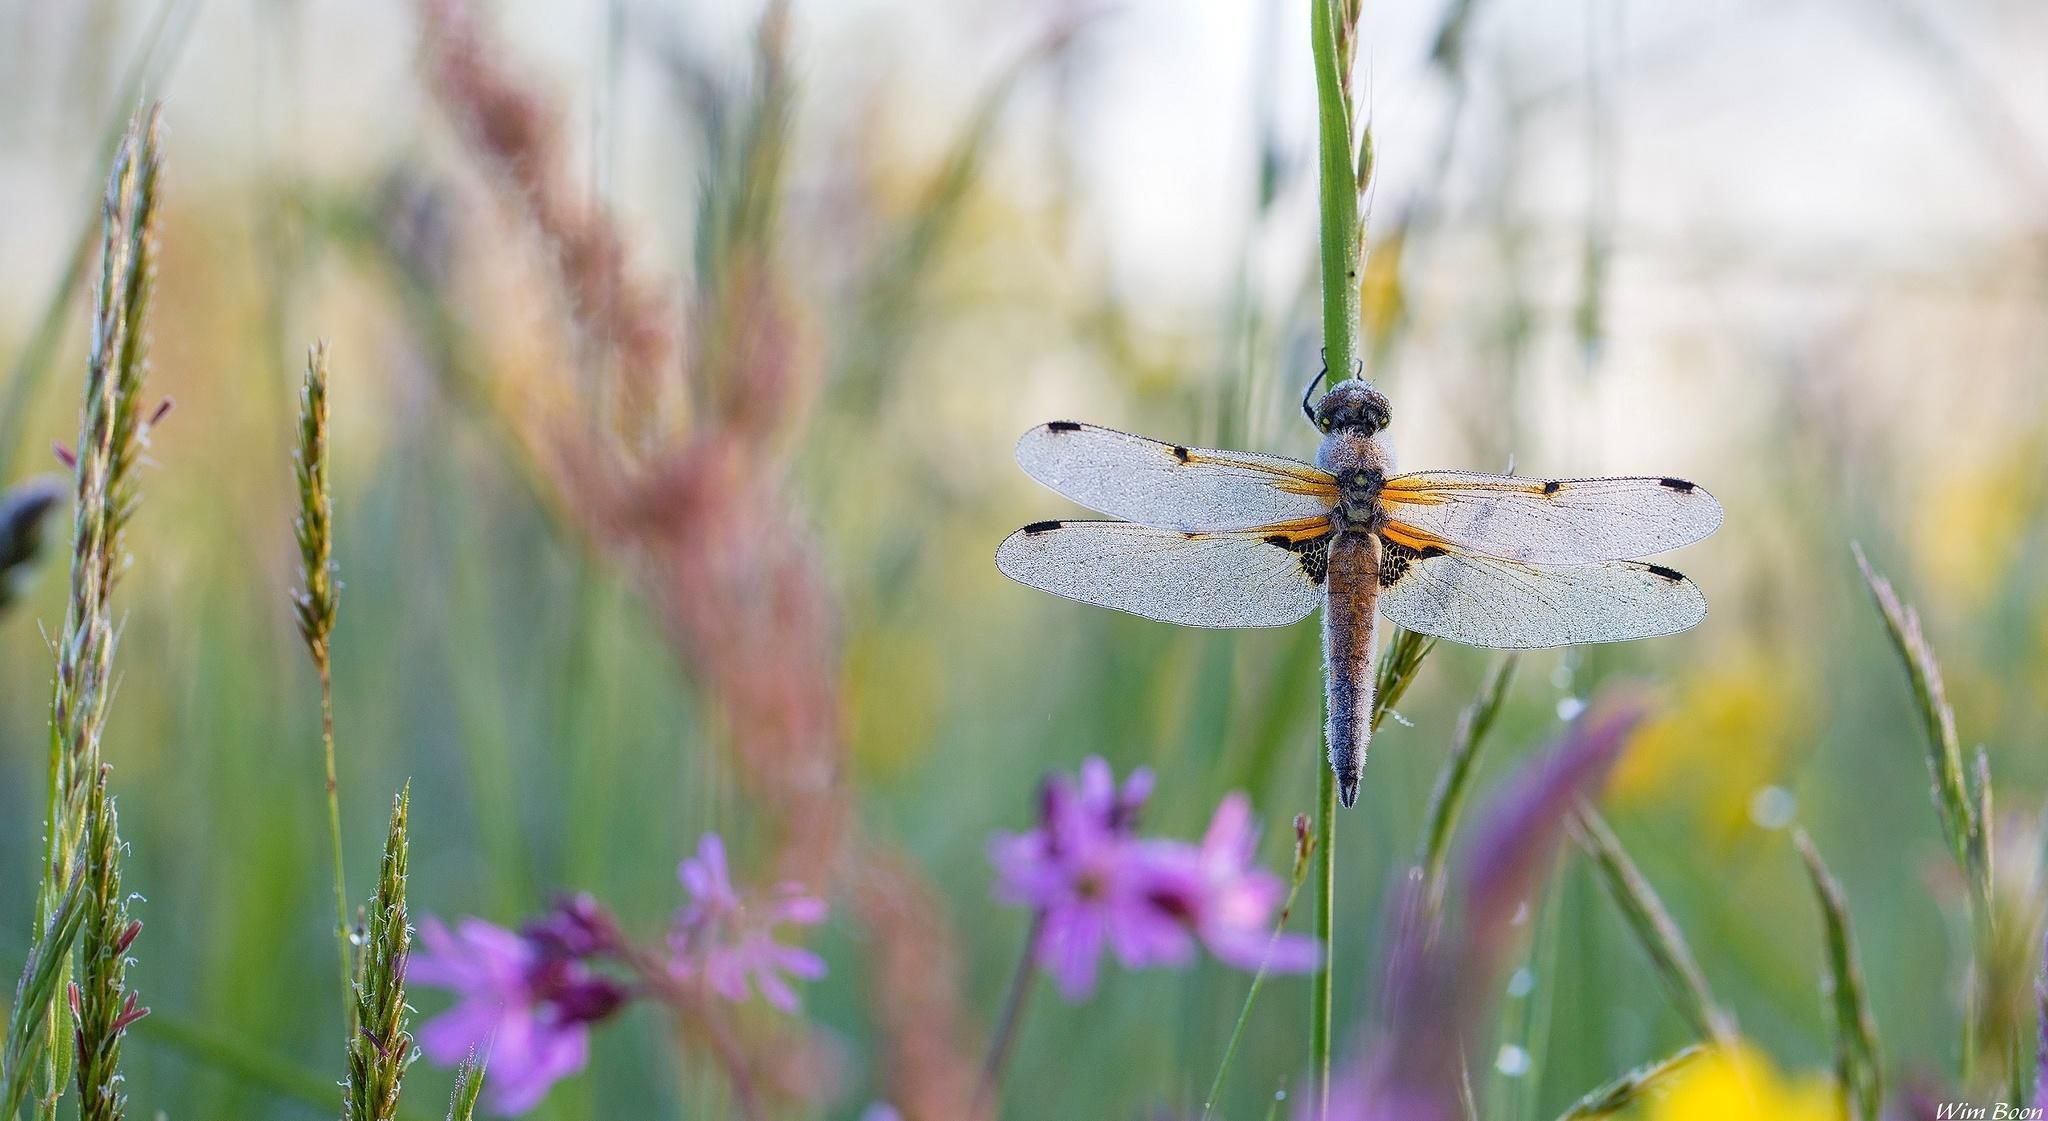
[1322,531,1382,807]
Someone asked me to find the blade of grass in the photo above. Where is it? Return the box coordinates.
[1202,816,1315,1120]
[1417,656,1516,902]
[1370,627,1437,735]
[1852,542,1991,1085]
[343,788,414,1121]
[74,767,148,1121]
[1572,805,1733,1045]
[1794,829,1883,1121]
[1851,544,1985,895]
[0,0,199,479]
[1553,1046,1703,1121]
[291,341,353,1036]
[132,1010,437,1121]
[1,868,86,1118]
[445,1053,486,1121]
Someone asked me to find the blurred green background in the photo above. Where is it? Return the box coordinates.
[3,0,2047,1118]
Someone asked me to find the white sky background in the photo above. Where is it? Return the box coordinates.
[2,0,2046,475]
[5,0,2044,294]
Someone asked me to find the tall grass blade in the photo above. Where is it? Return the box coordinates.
[1201,816,1314,1120]
[1553,1045,1703,1121]
[1370,627,1436,734]
[0,0,198,479]
[1573,806,1733,1045]
[2,867,86,1117]
[343,787,414,1121]
[292,340,353,1035]
[14,102,167,1121]
[1417,656,1516,902]
[1795,829,1883,1121]
[445,1053,486,1121]
[74,768,146,1121]
[1851,543,1985,895]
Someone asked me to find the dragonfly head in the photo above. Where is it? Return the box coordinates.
[1312,379,1392,438]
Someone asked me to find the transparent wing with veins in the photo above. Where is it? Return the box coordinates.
[995,520,1325,629]
[1015,422,1337,533]
[1375,544,1706,649]
[1379,471,1722,564]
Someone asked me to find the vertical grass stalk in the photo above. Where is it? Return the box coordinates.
[343,787,413,1121]
[74,767,146,1121]
[1417,656,1516,905]
[1794,830,1882,1121]
[445,1053,486,1121]
[1203,815,1316,1120]
[1853,543,1996,1087]
[11,104,165,1121]
[293,341,352,1033]
[1571,806,1733,1045]
[1309,0,1368,1111]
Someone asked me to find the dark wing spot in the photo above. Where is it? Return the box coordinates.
[1046,420,1082,433]
[1379,537,1447,585]
[1542,480,1562,495]
[1658,477,1696,493]
[1267,534,1330,586]
[1171,444,1192,463]
[1021,520,1063,535]
[1378,538,1417,586]
[1645,564,1686,582]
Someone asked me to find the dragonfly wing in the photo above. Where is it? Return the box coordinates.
[1380,471,1722,563]
[1375,542,1706,649]
[1016,422,1337,533]
[995,520,1327,629]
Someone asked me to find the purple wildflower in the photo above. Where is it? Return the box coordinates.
[990,757,1195,1000]
[990,758,1316,1000]
[1153,793,1320,973]
[669,833,828,1012]
[412,917,630,1115]
[522,893,621,959]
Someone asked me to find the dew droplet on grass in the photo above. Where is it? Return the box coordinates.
[1749,785,1796,830]
[1506,967,1535,998]
[1496,1044,1530,1076]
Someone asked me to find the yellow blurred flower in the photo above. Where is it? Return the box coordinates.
[1609,652,1812,839]
[1648,1044,1838,1121]
[1910,450,2036,610]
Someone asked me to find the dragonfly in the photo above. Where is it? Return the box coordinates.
[995,375,1722,807]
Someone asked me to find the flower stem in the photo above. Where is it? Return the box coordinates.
[1310,763,1337,1118]
[1203,829,1316,1120]
[979,910,1046,1107]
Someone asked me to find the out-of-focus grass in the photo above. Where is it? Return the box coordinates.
[0,3,2045,1120]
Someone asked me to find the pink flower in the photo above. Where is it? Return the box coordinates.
[411,917,629,1115]
[1152,793,1321,974]
[991,760,1319,999]
[669,833,828,1012]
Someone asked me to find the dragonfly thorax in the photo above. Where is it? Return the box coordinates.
[1317,427,1392,535]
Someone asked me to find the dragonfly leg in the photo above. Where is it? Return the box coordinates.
[1300,356,1328,426]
